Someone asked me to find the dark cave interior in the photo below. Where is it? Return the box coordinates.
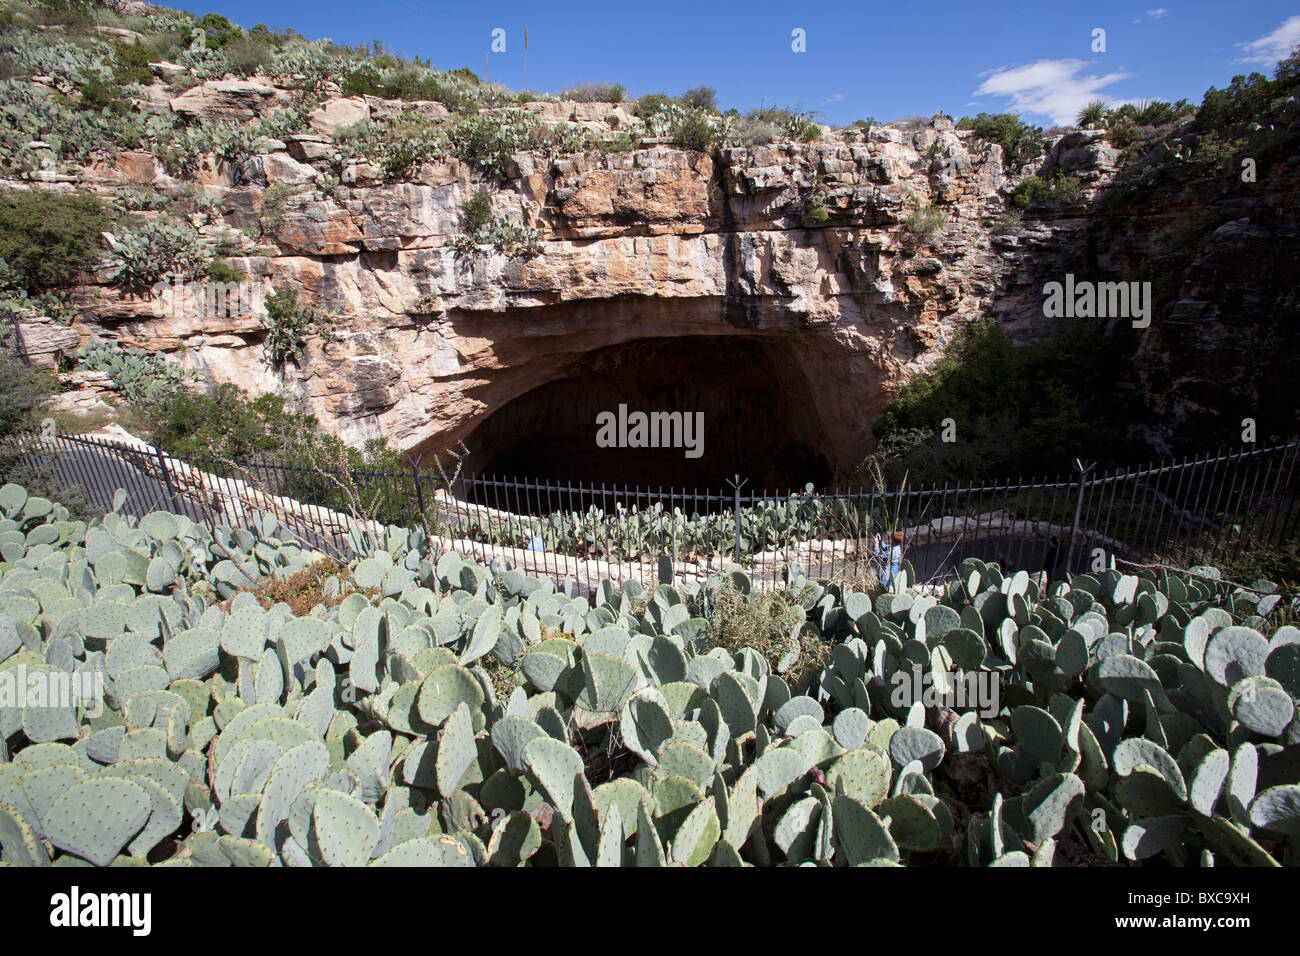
[460,335,833,491]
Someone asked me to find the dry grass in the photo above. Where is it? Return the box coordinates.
[827,564,886,602]
[226,558,378,616]
[481,654,525,704]
[44,399,155,439]
[707,582,830,692]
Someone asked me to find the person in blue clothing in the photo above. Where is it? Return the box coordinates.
[874,531,904,587]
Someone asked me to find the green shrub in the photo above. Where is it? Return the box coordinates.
[0,352,53,439]
[77,76,132,114]
[671,112,716,151]
[1123,98,1194,128]
[459,190,492,235]
[147,29,189,61]
[729,115,778,146]
[149,381,408,521]
[1196,70,1280,132]
[25,0,95,34]
[561,82,624,102]
[871,317,1142,481]
[1050,172,1082,203]
[1011,175,1047,207]
[632,92,671,117]
[0,188,111,292]
[1106,119,1147,151]
[222,36,273,76]
[368,67,481,111]
[904,204,945,241]
[112,38,157,86]
[645,104,717,151]
[1011,172,1083,209]
[247,23,288,48]
[677,86,717,112]
[378,67,435,101]
[595,132,638,153]
[957,112,1043,171]
[803,174,829,226]
[205,256,243,283]
[340,65,382,98]
[151,382,297,459]
[0,352,94,517]
[259,181,300,234]
[188,12,242,49]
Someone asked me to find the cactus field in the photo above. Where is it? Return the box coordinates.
[0,481,1297,867]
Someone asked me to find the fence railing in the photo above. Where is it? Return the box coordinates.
[9,429,1298,595]
[0,311,30,366]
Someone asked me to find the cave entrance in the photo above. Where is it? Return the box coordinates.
[460,335,832,491]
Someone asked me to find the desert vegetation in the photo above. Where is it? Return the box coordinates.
[0,1,1297,875]
[0,472,1297,867]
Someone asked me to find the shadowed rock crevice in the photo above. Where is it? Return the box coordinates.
[457,335,833,489]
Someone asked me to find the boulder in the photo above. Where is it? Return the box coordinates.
[361,96,448,122]
[308,98,371,136]
[170,80,281,122]
[262,152,318,185]
[271,203,364,256]
[285,134,335,163]
[16,318,80,368]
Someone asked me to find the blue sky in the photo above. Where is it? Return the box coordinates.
[180,1,1300,127]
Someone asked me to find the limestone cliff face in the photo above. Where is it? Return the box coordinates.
[986,126,1300,456]
[23,87,1287,482]
[21,100,1046,478]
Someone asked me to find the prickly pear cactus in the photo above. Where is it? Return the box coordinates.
[0,482,1297,867]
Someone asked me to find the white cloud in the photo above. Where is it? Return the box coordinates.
[824,93,845,104]
[1133,8,1168,24]
[973,59,1132,126]
[1234,15,1300,66]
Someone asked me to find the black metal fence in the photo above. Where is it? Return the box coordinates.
[0,311,30,366]
[9,430,1299,594]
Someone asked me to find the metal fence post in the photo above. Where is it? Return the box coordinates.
[409,454,426,523]
[727,475,747,565]
[152,442,182,514]
[1065,459,1094,579]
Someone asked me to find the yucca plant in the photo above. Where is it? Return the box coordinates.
[1077,99,1112,130]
